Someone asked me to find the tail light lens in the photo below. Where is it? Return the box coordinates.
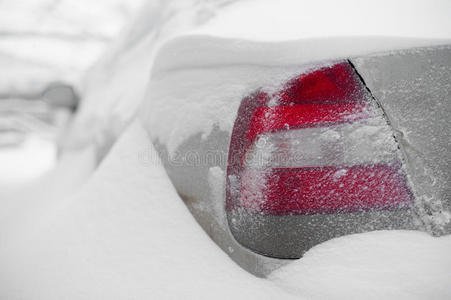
[226,62,413,216]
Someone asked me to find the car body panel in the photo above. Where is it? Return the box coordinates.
[352,45,451,234]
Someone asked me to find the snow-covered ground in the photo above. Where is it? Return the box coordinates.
[1,0,451,299]
[1,120,450,299]
[0,121,294,299]
[0,134,56,184]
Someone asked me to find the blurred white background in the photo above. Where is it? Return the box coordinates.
[0,0,145,184]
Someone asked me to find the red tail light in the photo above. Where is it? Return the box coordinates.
[226,62,413,215]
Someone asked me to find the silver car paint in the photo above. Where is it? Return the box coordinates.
[352,45,451,235]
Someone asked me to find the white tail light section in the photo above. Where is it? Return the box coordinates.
[245,118,398,168]
[226,62,413,215]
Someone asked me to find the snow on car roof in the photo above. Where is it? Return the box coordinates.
[193,0,451,41]
[152,0,451,74]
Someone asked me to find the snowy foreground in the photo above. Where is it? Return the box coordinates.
[0,121,450,299]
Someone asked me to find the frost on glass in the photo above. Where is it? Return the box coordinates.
[244,117,398,169]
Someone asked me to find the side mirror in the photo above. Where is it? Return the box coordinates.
[42,83,79,112]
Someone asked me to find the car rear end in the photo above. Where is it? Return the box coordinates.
[226,60,416,258]
[140,0,451,275]
[142,41,451,274]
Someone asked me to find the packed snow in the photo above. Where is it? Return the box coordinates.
[1,121,450,299]
[0,121,296,299]
[0,134,56,184]
[271,231,451,300]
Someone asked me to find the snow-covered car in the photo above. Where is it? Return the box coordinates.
[2,0,451,299]
[148,49,451,265]
[128,0,451,274]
